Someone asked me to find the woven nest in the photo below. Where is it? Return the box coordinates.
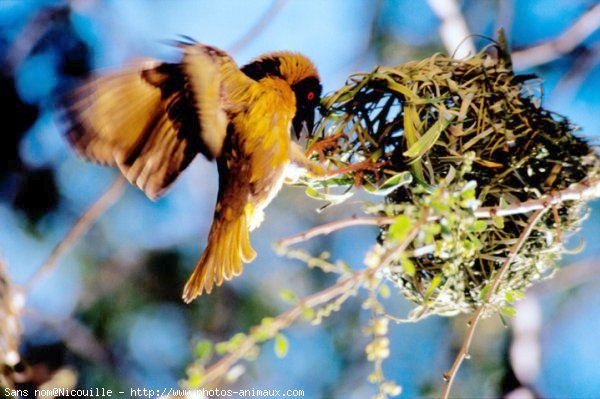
[308,46,600,316]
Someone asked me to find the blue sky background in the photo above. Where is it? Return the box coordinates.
[2,0,600,397]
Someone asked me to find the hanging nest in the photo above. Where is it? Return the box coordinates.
[306,44,600,316]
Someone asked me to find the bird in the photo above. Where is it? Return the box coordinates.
[62,40,325,303]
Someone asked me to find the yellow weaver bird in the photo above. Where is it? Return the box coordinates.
[63,41,324,302]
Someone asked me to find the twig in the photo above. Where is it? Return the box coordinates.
[30,312,111,365]
[228,0,288,55]
[552,206,563,244]
[276,215,396,248]
[24,176,127,292]
[277,176,600,249]
[202,271,360,386]
[4,6,68,71]
[512,4,600,70]
[202,211,428,386]
[325,160,388,177]
[493,0,514,42]
[440,208,548,399]
[202,175,600,386]
[427,0,476,59]
[473,177,600,218]
[551,40,600,103]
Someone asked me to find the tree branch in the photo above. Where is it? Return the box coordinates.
[473,177,600,218]
[551,40,600,103]
[512,4,600,70]
[201,271,360,386]
[275,215,396,249]
[440,207,548,399]
[277,176,600,249]
[427,0,476,59]
[24,176,126,292]
[201,210,428,386]
[228,0,288,54]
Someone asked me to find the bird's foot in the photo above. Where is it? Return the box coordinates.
[305,133,346,164]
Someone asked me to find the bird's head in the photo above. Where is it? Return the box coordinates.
[241,52,322,139]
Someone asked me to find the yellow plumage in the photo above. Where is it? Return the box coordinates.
[63,41,324,302]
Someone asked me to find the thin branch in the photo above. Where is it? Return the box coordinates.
[202,210,428,386]
[228,0,288,55]
[30,312,111,365]
[493,0,514,42]
[24,176,127,292]
[551,40,600,103]
[201,174,600,387]
[324,160,388,178]
[440,208,548,399]
[275,215,395,248]
[427,0,476,59]
[473,177,600,218]
[512,4,600,70]
[277,176,600,249]
[4,6,67,71]
[202,271,360,386]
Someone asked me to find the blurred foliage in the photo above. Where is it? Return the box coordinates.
[1,5,90,227]
[2,1,600,399]
[0,260,22,389]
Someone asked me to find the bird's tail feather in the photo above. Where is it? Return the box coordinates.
[182,215,256,303]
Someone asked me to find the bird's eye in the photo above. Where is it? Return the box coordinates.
[307,91,315,101]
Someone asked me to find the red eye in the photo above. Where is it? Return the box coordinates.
[307,91,315,101]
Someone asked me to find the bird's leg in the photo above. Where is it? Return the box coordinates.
[286,142,327,183]
[305,132,346,164]
[325,159,388,177]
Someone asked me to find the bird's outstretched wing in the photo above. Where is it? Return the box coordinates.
[63,42,253,200]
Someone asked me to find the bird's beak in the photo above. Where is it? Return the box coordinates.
[292,106,316,140]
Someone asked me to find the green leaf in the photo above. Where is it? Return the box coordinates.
[500,306,517,318]
[194,340,213,361]
[274,334,289,358]
[215,342,229,355]
[279,289,297,302]
[468,220,487,232]
[375,74,419,101]
[479,284,491,300]
[302,306,315,320]
[403,105,425,181]
[307,176,354,188]
[493,216,505,229]
[401,257,416,276]
[305,186,354,207]
[187,373,204,388]
[505,291,515,304]
[305,186,322,199]
[379,284,391,298]
[363,172,413,196]
[426,274,442,297]
[404,112,455,162]
[460,180,477,198]
[388,215,411,241]
[513,290,526,300]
